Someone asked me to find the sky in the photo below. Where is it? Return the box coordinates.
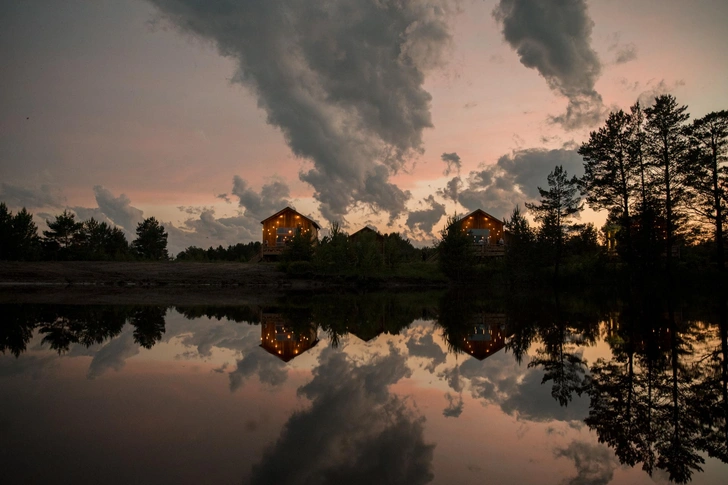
[2,0,727,253]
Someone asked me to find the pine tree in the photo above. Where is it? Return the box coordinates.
[526,166,583,278]
[132,217,168,260]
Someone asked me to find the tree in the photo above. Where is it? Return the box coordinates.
[579,109,636,260]
[43,210,83,259]
[281,226,315,263]
[525,166,583,278]
[438,215,476,282]
[0,204,41,260]
[504,205,536,284]
[686,110,728,271]
[579,109,635,219]
[78,218,129,260]
[645,95,690,270]
[132,217,168,260]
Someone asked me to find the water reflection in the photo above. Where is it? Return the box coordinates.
[1,289,727,484]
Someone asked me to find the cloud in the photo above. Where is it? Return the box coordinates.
[455,148,583,219]
[247,344,434,485]
[443,392,464,418]
[405,331,447,373]
[216,193,231,204]
[232,176,291,221]
[405,195,446,237]
[493,0,604,129]
[607,33,637,65]
[441,152,462,176]
[437,176,462,206]
[92,185,144,233]
[148,0,453,223]
[0,183,64,210]
[554,441,617,485]
[636,79,685,107]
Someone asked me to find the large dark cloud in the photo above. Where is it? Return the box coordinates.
[247,345,434,485]
[148,0,453,223]
[454,147,583,219]
[493,0,603,129]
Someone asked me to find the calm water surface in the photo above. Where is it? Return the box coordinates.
[1,290,727,484]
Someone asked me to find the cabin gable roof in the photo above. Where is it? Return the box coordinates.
[260,206,321,230]
[458,208,503,224]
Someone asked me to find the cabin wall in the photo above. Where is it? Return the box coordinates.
[460,212,504,245]
[262,210,318,248]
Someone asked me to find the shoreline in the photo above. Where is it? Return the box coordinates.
[0,261,448,304]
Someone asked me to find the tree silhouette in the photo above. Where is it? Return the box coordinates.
[645,95,690,271]
[0,204,41,260]
[685,110,728,271]
[525,165,583,278]
[438,215,475,282]
[43,210,83,259]
[132,217,168,260]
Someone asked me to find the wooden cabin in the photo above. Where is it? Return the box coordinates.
[259,312,319,362]
[349,226,385,253]
[457,209,506,257]
[261,207,320,258]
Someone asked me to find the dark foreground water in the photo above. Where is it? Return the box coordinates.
[1,289,727,484]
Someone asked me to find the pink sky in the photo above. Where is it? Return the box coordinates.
[2,0,727,251]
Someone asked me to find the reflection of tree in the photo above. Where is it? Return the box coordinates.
[129,307,167,349]
[174,305,261,324]
[0,305,41,357]
[528,293,595,406]
[585,292,728,483]
[37,306,128,353]
[692,298,728,463]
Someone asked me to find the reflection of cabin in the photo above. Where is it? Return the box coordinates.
[349,226,385,253]
[456,209,506,257]
[259,313,319,362]
[456,313,507,360]
[261,207,320,258]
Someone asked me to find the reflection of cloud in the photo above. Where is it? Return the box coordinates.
[247,344,434,485]
[0,354,57,379]
[451,351,590,423]
[229,347,288,391]
[405,331,446,372]
[87,329,140,379]
[443,392,463,418]
[554,441,617,485]
[438,365,463,393]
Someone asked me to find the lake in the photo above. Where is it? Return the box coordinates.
[1,288,727,484]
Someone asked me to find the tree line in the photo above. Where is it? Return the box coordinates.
[440,94,726,283]
[0,205,169,261]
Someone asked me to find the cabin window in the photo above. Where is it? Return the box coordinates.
[468,229,490,244]
[276,227,296,246]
